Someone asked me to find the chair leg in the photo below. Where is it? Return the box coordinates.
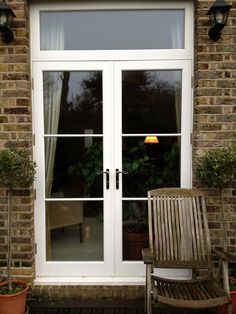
[227,303,232,314]
[145,264,152,314]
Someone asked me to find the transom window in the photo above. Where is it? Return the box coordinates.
[40,10,185,50]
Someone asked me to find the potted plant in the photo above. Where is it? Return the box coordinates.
[0,143,36,314]
[196,145,236,314]
[122,200,149,260]
[196,145,236,250]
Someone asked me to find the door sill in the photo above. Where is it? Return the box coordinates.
[34,276,145,286]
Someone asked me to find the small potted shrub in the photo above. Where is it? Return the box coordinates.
[0,143,36,314]
[196,145,236,250]
[196,145,236,314]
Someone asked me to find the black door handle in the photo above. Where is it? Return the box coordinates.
[116,168,128,190]
[96,169,110,189]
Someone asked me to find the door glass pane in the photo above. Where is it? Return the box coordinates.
[46,201,103,261]
[122,137,180,198]
[43,67,104,264]
[45,137,103,198]
[43,71,103,134]
[123,200,148,261]
[40,10,184,50]
[122,70,182,134]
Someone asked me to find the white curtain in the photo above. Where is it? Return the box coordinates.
[175,83,181,134]
[42,22,65,259]
[41,16,65,50]
[171,21,183,49]
[42,18,65,196]
[44,72,63,197]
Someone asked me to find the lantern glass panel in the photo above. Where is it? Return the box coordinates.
[6,13,14,28]
[215,9,226,24]
[0,11,7,28]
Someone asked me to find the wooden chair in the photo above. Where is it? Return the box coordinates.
[142,188,231,314]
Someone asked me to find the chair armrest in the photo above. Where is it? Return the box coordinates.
[142,248,153,264]
[213,249,236,262]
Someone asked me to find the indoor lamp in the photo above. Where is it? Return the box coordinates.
[144,136,159,144]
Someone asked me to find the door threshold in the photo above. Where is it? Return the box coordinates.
[34,276,145,286]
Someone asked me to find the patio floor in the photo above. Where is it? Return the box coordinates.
[27,299,215,314]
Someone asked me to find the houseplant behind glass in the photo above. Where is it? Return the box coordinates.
[0,143,36,314]
[196,145,236,314]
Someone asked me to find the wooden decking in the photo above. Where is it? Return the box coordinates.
[27,299,214,314]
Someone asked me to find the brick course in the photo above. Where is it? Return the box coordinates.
[0,0,235,300]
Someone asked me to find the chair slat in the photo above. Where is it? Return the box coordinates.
[154,196,160,260]
[192,196,201,261]
[196,196,206,261]
[188,197,196,261]
[174,198,181,261]
[148,192,153,252]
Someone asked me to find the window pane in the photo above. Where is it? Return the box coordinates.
[123,200,148,261]
[45,137,103,198]
[122,70,182,134]
[46,201,103,261]
[122,137,180,197]
[43,71,103,134]
[40,10,184,50]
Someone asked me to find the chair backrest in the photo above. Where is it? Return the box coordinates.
[148,188,212,270]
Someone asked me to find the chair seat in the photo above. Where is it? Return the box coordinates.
[152,276,230,309]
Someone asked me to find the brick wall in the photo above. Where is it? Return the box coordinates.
[0,0,235,300]
[194,0,236,253]
[0,0,34,284]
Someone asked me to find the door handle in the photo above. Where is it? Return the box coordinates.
[96,169,110,190]
[116,168,128,190]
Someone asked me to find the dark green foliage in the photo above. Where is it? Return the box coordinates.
[123,140,180,198]
[0,144,36,189]
[196,145,236,251]
[0,143,37,293]
[197,145,236,190]
[67,142,102,197]
[0,282,24,295]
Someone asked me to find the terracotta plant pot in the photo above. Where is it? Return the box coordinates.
[217,290,236,314]
[0,280,28,314]
[123,223,149,260]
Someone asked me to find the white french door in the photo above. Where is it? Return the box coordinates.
[113,60,192,276]
[33,60,192,278]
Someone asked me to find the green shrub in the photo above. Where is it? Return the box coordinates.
[197,145,236,191]
[0,143,36,293]
[0,144,36,189]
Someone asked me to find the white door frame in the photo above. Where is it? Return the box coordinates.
[33,59,192,279]
[31,1,193,283]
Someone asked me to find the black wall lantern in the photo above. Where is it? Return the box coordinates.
[207,0,232,41]
[0,1,15,43]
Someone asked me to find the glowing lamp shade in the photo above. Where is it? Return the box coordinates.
[144,136,159,144]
